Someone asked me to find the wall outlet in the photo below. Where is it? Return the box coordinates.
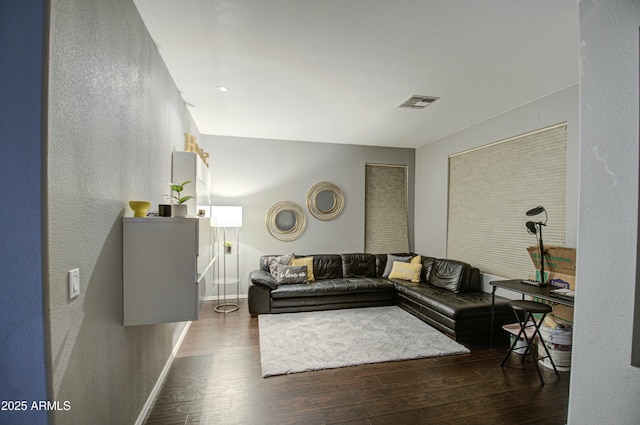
[68,268,80,299]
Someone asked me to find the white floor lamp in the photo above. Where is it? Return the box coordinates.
[211,206,242,313]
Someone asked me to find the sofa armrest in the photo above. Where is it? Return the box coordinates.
[248,282,271,316]
[250,269,278,290]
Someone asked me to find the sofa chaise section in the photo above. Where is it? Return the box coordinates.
[393,280,507,343]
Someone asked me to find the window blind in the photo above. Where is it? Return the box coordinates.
[447,123,567,278]
[365,164,409,254]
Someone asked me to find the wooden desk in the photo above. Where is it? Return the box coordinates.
[489,279,574,346]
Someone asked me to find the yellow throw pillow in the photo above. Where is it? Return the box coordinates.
[388,261,422,283]
[410,255,422,265]
[291,256,314,282]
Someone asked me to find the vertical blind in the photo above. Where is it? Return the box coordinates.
[447,123,567,278]
[365,164,409,254]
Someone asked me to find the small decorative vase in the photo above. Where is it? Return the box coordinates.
[172,204,188,218]
[159,204,172,217]
[129,200,151,218]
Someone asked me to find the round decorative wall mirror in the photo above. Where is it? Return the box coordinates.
[275,210,296,231]
[306,182,345,221]
[266,201,306,241]
[315,190,336,212]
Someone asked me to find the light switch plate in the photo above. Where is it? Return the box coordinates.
[69,268,80,299]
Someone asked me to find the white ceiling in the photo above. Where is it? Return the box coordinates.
[133,0,579,148]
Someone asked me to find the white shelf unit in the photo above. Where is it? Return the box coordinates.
[122,217,214,326]
[171,151,211,218]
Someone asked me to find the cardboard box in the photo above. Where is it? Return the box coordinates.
[526,245,576,322]
[527,246,576,290]
[551,303,574,323]
[527,245,576,275]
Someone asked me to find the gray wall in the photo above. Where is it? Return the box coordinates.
[201,135,415,295]
[569,1,640,423]
[414,85,579,264]
[46,0,199,423]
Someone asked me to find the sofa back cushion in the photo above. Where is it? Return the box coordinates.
[260,255,275,272]
[429,259,476,293]
[311,254,343,280]
[420,256,437,282]
[341,253,377,278]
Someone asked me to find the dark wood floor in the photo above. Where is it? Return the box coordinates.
[144,301,570,425]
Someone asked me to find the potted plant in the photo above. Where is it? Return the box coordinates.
[166,180,194,218]
[224,241,232,254]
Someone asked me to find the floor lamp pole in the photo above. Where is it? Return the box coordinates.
[236,226,240,308]
[538,223,545,284]
[223,226,227,305]
[214,226,239,313]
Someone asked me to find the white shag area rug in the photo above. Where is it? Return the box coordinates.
[258,306,470,377]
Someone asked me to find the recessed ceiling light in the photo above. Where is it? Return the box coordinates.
[216,85,229,92]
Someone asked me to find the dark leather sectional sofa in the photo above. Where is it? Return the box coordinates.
[248,253,513,344]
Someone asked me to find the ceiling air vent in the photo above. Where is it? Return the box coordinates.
[398,95,440,109]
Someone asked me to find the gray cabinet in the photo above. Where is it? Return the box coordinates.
[123,217,212,326]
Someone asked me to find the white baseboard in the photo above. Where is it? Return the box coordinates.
[480,272,520,299]
[203,294,248,301]
[134,321,192,425]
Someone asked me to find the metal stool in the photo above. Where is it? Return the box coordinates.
[500,300,559,385]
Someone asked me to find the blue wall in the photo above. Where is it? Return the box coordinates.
[0,0,49,424]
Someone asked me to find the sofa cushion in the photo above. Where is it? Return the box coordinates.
[311,254,343,280]
[271,277,393,298]
[262,253,294,278]
[260,254,279,272]
[429,259,470,293]
[291,256,315,282]
[341,253,377,278]
[275,265,308,285]
[420,256,437,283]
[375,253,414,277]
[388,261,422,282]
[382,254,412,277]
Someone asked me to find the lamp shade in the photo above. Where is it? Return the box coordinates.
[526,206,546,216]
[211,206,243,227]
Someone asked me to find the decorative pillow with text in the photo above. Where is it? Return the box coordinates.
[276,265,309,285]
